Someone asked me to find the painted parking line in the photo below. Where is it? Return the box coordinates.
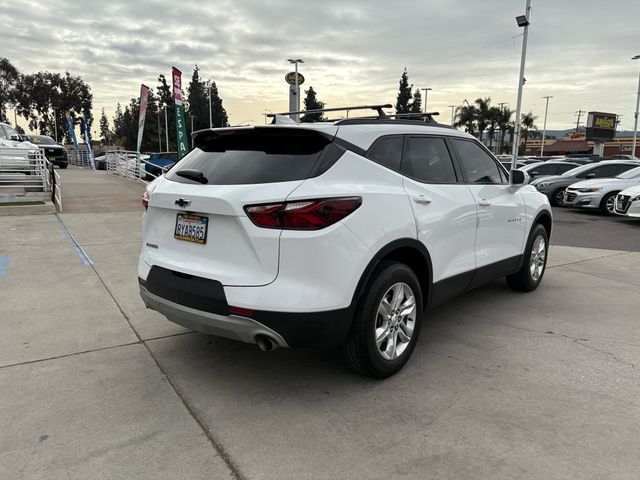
[55,216,94,266]
[0,256,9,276]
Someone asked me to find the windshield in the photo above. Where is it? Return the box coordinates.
[28,135,56,145]
[3,124,20,139]
[521,162,544,171]
[616,166,640,179]
[563,164,594,176]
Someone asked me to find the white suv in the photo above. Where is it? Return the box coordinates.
[138,114,552,378]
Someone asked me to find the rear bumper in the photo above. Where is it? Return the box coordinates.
[139,265,354,348]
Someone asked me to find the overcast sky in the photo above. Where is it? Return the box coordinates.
[2,0,639,131]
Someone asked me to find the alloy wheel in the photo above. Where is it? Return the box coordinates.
[529,235,546,281]
[374,282,417,361]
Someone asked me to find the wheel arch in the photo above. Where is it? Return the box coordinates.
[533,209,552,238]
[352,239,433,309]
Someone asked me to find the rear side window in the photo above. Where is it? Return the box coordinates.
[402,137,457,183]
[588,164,619,177]
[167,128,333,185]
[452,139,505,184]
[366,136,403,171]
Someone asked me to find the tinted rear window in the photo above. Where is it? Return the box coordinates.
[167,128,333,185]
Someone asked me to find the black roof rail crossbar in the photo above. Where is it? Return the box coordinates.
[267,104,393,119]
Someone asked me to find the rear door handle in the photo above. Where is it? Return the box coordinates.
[413,195,432,206]
[478,199,492,207]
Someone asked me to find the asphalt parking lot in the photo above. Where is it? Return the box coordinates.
[1,168,639,479]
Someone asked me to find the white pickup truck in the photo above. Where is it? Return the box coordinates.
[0,122,40,173]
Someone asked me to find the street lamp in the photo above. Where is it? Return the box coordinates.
[632,55,640,159]
[163,104,169,152]
[206,86,213,128]
[511,0,532,179]
[287,58,304,122]
[540,96,553,156]
[421,88,432,113]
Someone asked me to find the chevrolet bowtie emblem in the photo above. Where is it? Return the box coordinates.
[175,198,191,207]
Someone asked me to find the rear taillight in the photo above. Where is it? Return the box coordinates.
[244,197,362,230]
[142,191,149,210]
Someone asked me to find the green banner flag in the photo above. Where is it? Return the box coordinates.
[172,67,189,159]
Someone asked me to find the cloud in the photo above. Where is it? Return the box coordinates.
[1,0,638,130]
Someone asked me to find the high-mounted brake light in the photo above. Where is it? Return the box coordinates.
[142,191,149,210]
[244,197,362,230]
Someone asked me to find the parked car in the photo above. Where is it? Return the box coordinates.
[144,152,178,180]
[519,161,580,182]
[22,134,68,168]
[0,122,40,173]
[614,185,640,217]
[563,153,603,164]
[499,160,526,171]
[563,166,640,215]
[138,115,552,378]
[530,160,640,206]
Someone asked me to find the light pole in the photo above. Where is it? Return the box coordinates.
[540,96,553,156]
[189,114,195,136]
[206,86,213,128]
[157,110,162,151]
[52,107,58,143]
[163,104,169,152]
[511,0,532,178]
[632,55,640,159]
[421,88,432,113]
[448,105,456,126]
[288,58,304,122]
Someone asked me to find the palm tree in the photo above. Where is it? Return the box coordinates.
[454,102,476,135]
[520,111,538,154]
[486,106,501,151]
[474,97,491,142]
[497,107,514,154]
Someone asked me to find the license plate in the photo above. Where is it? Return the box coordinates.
[174,214,208,244]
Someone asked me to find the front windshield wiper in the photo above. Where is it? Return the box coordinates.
[176,169,208,184]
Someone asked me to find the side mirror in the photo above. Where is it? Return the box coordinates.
[9,134,21,141]
[511,169,527,185]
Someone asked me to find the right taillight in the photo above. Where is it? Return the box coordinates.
[244,197,362,230]
[142,191,149,210]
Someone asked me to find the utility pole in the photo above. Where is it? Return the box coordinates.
[206,86,213,128]
[13,108,18,129]
[632,55,640,158]
[189,114,194,136]
[52,107,58,143]
[421,88,432,113]
[540,96,553,156]
[163,104,169,152]
[511,0,532,177]
[157,110,161,151]
[575,109,585,133]
[448,105,456,126]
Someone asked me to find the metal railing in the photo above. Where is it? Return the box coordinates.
[0,147,49,192]
[50,165,62,212]
[105,150,161,183]
[68,149,96,169]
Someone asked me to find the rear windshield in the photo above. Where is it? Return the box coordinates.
[166,128,333,185]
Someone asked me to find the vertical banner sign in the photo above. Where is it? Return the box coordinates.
[172,67,189,159]
[66,114,78,150]
[136,84,150,176]
[81,112,95,170]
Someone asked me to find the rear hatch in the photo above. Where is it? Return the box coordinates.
[142,126,337,286]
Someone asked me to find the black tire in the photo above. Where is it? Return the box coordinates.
[599,191,618,216]
[550,187,565,206]
[342,262,423,379]
[59,163,68,169]
[506,223,549,292]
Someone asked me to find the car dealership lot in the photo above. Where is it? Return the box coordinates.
[1,168,639,479]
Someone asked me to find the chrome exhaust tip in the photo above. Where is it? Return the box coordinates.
[256,334,279,352]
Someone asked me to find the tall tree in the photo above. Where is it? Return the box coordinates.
[14,70,93,143]
[186,65,209,134]
[157,74,175,151]
[99,108,111,145]
[486,106,501,151]
[0,57,19,123]
[520,111,538,154]
[409,88,422,115]
[206,80,228,128]
[474,97,491,142]
[300,86,325,123]
[497,106,513,153]
[395,69,413,114]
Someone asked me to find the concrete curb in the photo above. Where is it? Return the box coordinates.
[0,200,55,216]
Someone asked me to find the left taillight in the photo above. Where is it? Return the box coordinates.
[244,197,362,230]
[142,191,149,210]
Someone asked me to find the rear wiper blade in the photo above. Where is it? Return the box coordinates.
[176,169,208,184]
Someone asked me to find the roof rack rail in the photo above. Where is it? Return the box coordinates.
[267,104,393,120]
